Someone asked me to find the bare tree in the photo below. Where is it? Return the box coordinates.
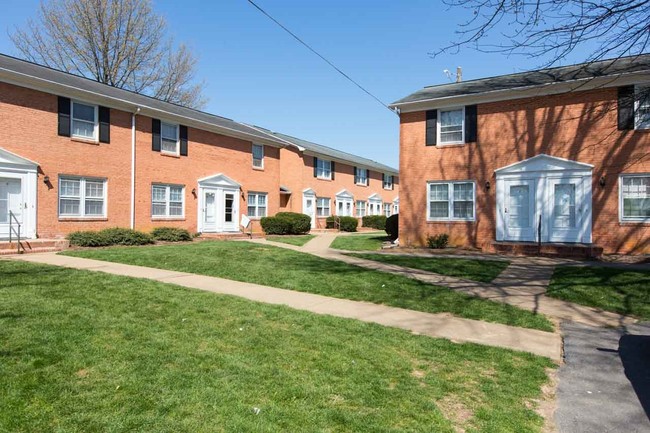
[433,0,650,65]
[11,0,207,108]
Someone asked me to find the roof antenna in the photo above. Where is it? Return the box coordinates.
[456,66,462,83]
[443,69,453,82]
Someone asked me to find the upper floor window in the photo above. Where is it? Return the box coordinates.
[355,168,368,185]
[247,192,267,218]
[620,174,649,221]
[71,101,98,140]
[383,174,394,190]
[59,176,106,218]
[428,181,475,221]
[316,159,332,180]
[161,122,179,154]
[252,144,264,168]
[438,108,464,144]
[636,85,650,130]
[152,184,184,218]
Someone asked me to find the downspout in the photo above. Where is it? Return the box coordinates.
[131,107,140,229]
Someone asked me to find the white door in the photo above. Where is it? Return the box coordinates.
[0,178,23,239]
[337,198,352,216]
[303,194,316,228]
[203,189,217,232]
[222,190,238,232]
[504,179,536,241]
[548,177,583,242]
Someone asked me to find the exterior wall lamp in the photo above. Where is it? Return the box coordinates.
[599,176,606,188]
[485,180,491,190]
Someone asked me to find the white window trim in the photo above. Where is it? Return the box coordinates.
[619,173,650,222]
[151,184,185,219]
[316,197,331,217]
[426,180,476,222]
[70,100,99,141]
[437,106,465,145]
[635,85,650,130]
[383,174,393,190]
[252,144,264,169]
[317,159,332,180]
[355,168,368,186]
[58,176,107,218]
[161,121,180,156]
[247,191,268,219]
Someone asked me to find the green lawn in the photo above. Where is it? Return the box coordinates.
[347,253,510,283]
[266,234,315,246]
[63,241,554,331]
[330,233,389,251]
[0,260,554,432]
[547,265,650,319]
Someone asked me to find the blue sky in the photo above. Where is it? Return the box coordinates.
[0,0,596,168]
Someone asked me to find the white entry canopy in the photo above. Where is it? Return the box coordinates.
[0,147,39,172]
[0,147,38,239]
[495,154,594,175]
[197,173,241,188]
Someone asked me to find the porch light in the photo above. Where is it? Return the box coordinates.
[485,180,490,190]
[191,188,197,196]
[599,176,606,187]
[43,175,50,184]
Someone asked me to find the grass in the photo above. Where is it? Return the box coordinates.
[0,260,554,432]
[63,241,554,331]
[330,233,389,251]
[347,253,510,283]
[266,234,315,246]
[547,265,650,319]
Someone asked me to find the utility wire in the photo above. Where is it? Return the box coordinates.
[246,0,398,115]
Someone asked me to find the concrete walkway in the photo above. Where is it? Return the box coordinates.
[252,234,636,328]
[9,252,561,361]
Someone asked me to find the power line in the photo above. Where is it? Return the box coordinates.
[246,0,397,115]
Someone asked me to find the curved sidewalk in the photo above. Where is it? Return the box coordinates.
[9,252,562,361]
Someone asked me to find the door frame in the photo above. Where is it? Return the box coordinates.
[0,147,38,240]
[196,173,241,233]
[335,189,354,217]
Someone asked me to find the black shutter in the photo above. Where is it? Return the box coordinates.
[331,161,335,180]
[425,110,437,146]
[366,170,369,186]
[152,119,161,151]
[98,106,110,143]
[382,173,386,187]
[354,166,358,183]
[391,175,394,190]
[465,105,477,143]
[179,125,188,156]
[57,96,71,137]
[313,157,318,177]
[618,86,635,130]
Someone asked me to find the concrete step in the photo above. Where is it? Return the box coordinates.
[489,241,603,259]
[0,239,69,255]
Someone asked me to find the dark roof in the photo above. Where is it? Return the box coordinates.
[249,125,398,174]
[0,54,284,145]
[392,54,650,106]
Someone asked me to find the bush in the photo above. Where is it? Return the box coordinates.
[427,233,449,249]
[67,228,154,247]
[385,214,399,240]
[261,212,311,235]
[151,227,193,242]
[362,215,387,230]
[325,216,358,232]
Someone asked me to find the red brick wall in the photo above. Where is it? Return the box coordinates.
[399,87,649,254]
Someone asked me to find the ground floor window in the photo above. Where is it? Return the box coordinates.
[356,200,366,217]
[427,181,475,221]
[152,184,184,218]
[317,197,330,217]
[620,174,649,221]
[247,192,268,218]
[384,203,391,217]
[59,176,106,217]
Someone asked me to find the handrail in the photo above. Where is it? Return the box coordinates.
[537,214,542,255]
[8,210,22,253]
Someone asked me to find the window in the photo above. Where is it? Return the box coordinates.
[317,159,332,179]
[152,184,184,218]
[383,174,393,190]
[355,168,368,185]
[427,181,475,221]
[59,176,106,217]
[384,203,391,217]
[71,101,97,140]
[252,144,264,168]
[247,192,267,218]
[620,175,649,221]
[161,122,179,154]
[356,200,366,217]
[438,108,464,144]
[317,197,330,217]
[636,85,650,130]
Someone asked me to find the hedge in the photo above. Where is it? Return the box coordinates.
[385,214,398,240]
[67,228,154,247]
[362,215,387,230]
[427,233,449,249]
[260,212,311,235]
[151,227,193,242]
[326,216,358,232]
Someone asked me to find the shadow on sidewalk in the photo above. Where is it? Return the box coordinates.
[619,333,650,422]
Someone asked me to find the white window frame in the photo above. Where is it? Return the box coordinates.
[317,159,332,180]
[316,197,331,217]
[355,168,368,185]
[252,144,264,169]
[427,181,476,221]
[247,192,268,219]
[71,100,98,141]
[151,184,185,219]
[58,176,107,218]
[437,107,465,145]
[161,121,180,155]
[383,174,393,190]
[635,85,650,130]
[619,174,650,222]
[356,200,366,217]
[384,203,391,217]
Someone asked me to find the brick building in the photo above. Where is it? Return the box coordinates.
[391,55,649,254]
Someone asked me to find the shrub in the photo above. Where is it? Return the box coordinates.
[261,212,311,235]
[385,214,399,240]
[151,227,193,242]
[338,216,358,232]
[427,233,449,249]
[67,230,110,247]
[362,215,387,230]
[67,228,154,247]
